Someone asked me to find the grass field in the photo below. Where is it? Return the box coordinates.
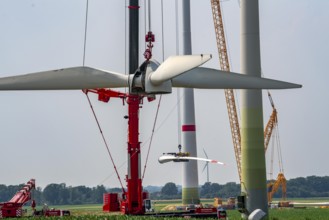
[17,199,329,220]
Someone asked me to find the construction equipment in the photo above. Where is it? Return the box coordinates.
[33,205,71,217]
[266,92,287,203]
[213,197,236,210]
[210,0,242,182]
[264,92,287,203]
[210,0,287,203]
[264,92,278,152]
[0,1,299,217]
[267,173,287,203]
[0,179,70,218]
[158,145,225,165]
[0,179,35,218]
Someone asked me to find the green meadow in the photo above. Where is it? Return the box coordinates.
[16,199,329,220]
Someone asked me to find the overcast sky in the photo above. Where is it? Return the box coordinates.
[0,0,328,189]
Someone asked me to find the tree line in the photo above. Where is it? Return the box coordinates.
[0,176,328,205]
[199,176,329,199]
[0,183,107,205]
[151,176,329,200]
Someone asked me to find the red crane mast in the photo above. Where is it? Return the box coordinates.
[125,95,143,214]
[99,0,149,215]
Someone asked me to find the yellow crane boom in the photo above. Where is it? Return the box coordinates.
[210,0,242,181]
[264,92,278,152]
[267,172,287,203]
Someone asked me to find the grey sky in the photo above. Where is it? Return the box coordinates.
[0,0,328,189]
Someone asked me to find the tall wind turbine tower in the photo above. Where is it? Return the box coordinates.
[240,0,268,217]
[180,0,200,205]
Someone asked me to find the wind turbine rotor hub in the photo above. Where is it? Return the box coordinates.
[129,59,172,95]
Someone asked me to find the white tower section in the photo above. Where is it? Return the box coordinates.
[180,0,200,205]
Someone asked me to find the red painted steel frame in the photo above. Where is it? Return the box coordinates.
[87,89,144,214]
[125,94,143,214]
[0,179,35,218]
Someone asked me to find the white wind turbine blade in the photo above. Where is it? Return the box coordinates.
[158,155,225,165]
[183,156,225,165]
[149,55,211,85]
[172,67,302,89]
[158,155,178,164]
[0,67,128,90]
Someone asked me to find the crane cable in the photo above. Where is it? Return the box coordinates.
[142,0,165,180]
[84,92,125,193]
[142,95,162,180]
[82,0,89,66]
[147,0,151,31]
[81,0,124,190]
[143,0,155,60]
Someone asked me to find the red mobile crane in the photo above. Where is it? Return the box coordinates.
[89,0,149,215]
[0,179,35,218]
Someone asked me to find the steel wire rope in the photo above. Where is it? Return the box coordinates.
[82,0,89,66]
[81,1,124,190]
[143,0,152,50]
[161,0,164,61]
[147,0,151,31]
[84,93,125,192]
[175,0,182,145]
[125,0,127,93]
[144,0,147,50]
[141,0,165,180]
[142,95,162,180]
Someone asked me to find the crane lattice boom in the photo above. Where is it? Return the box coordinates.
[210,0,242,181]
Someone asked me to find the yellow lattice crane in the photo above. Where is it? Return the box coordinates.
[210,0,242,182]
[267,173,287,203]
[210,0,286,202]
[264,92,278,152]
[265,93,286,203]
